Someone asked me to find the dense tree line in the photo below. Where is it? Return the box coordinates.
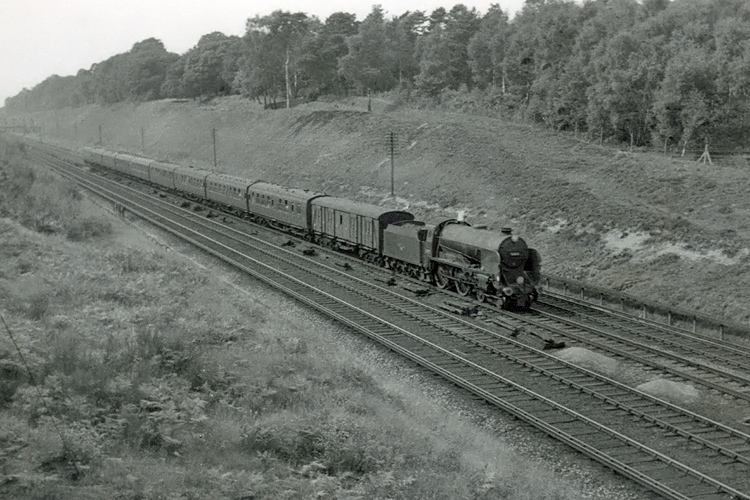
[6,0,750,152]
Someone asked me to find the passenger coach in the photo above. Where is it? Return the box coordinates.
[247,182,326,234]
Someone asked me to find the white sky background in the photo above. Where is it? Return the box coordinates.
[0,0,526,106]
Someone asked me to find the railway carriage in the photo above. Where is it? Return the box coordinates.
[173,167,212,200]
[114,153,151,181]
[81,147,105,166]
[96,149,119,171]
[246,182,326,234]
[149,161,179,190]
[205,173,253,213]
[310,197,414,260]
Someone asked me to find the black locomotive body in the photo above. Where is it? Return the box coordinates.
[384,218,540,308]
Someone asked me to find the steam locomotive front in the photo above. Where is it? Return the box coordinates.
[497,232,540,309]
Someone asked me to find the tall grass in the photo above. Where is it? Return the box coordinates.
[0,141,112,241]
[0,137,600,500]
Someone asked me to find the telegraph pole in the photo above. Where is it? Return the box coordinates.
[387,131,397,197]
[212,128,217,169]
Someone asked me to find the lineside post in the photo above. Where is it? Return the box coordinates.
[387,131,396,197]
[212,128,217,169]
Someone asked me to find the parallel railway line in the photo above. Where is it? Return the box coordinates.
[515,297,750,403]
[24,143,750,499]
[540,293,750,369]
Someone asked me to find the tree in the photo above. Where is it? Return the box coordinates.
[124,38,178,101]
[243,11,314,107]
[415,5,481,97]
[297,12,358,97]
[161,58,187,98]
[468,4,510,91]
[339,6,395,93]
[182,33,243,100]
[654,45,719,156]
[385,10,426,87]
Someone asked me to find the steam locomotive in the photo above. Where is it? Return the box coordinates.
[81,146,541,309]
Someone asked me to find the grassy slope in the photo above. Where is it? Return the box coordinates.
[1,141,644,499]
[19,96,750,326]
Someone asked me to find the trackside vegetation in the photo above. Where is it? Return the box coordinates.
[0,139,617,498]
[4,0,750,156]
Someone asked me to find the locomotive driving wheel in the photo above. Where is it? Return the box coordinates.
[455,274,471,296]
[434,265,452,290]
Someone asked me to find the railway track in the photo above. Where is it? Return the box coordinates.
[512,296,750,405]
[539,292,750,370]
[25,144,750,499]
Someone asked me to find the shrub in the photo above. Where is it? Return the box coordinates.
[66,216,113,241]
[26,291,50,320]
[0,359,27,407]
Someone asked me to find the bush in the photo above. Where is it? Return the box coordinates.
[66,216,113,241]
[0,153,112,242]
[26,291,50,320]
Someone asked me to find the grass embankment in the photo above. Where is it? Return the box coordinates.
[19,97,750,327]
[0,138,592,499]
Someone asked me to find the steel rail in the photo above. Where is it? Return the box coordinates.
[540,293,750,366]
[510,311,750,402]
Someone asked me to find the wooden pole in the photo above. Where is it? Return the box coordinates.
[389,131,395,197]
[697,140,712,164]
[212,128,217,169]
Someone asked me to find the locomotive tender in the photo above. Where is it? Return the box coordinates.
[80,146,540,309]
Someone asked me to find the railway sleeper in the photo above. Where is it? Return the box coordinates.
[727,445,750,455]
[712,436,750,448]
[613,452,664,465]
[531,408,573,421]
[591,388,633,399]
[676,483,725,497]
[498,394,536,405]
[629,459,673,474]
[660,415,701,427]
[582,437,629,450]
[638,466,697,485]
[555,425,602,439]
[539,414,579,425]
[475,383,515,393]
[621,400,659,411]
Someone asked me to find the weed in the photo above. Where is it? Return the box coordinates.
[26,291,50,320]
[66,216,113,241]
[0,358,26,407]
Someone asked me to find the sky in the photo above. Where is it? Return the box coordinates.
[0,0,526,106]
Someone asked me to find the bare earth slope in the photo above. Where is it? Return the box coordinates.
[21,96,750,324]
